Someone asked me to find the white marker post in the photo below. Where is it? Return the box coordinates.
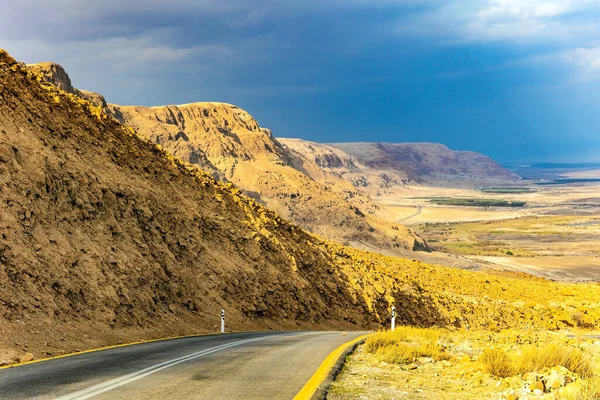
[391,306,396,331]
[221,309,225,334]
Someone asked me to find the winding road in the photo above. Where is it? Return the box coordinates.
[0,331,365,400]
[398,205,422,223]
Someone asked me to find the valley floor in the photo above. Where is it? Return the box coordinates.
[372,182,600,282]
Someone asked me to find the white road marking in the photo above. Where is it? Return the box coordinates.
[56,336,277,400]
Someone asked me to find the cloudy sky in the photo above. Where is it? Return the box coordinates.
[2,0,600,162]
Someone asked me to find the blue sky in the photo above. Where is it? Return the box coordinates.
[2,0,600,162]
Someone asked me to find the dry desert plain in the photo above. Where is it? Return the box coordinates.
[371,181,600,282]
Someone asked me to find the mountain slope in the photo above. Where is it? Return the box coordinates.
[280,138,411,190]
[2,49,600,365]
[23,63,426,252]
[327,142,520,187]
[0,50,382,359]
[108,102,425,251]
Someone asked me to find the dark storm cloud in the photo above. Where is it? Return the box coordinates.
[1,0,600,162]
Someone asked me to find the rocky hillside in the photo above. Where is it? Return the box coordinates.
[26,62,425,251]
[280,138,411,190]
[326,142,520,187]
[107,103,426,251]
[2,50,600,365]
[0,50,373,359]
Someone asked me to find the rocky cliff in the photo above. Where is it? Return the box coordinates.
[0,50,376,359]
[280,138,411,190]
[27,62,110,113]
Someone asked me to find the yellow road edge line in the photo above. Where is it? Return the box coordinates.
[0,331,231,370]
[294,334,370,400]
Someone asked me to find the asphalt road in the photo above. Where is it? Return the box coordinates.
[0,331,365,400]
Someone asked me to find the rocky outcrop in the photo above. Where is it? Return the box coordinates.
[27,62,111,113]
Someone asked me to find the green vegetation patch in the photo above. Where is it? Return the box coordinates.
[481,187,535,194]
[428,197,526,208]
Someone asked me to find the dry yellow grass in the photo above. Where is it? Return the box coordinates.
[568,378,600,400]
[332,328,600,399]
[518,343,593,377]
[364,327,449,364]
[480,348,513,377]
[480,342,593,378]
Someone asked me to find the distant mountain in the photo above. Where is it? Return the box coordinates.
[279,138,411,190]
[326,142,520,187]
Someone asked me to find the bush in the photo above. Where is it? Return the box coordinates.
[364,330,404,354]
[565,378,600,400]
[480,348,514,378]
[516,343,593,377]
[480,342,593,378]
[364,327,448,364]
[376,343,419,364]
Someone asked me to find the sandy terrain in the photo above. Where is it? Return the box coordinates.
[561,169,600,179]
[478,256,600,282]
[379,183,600,281]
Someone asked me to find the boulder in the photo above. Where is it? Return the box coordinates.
[17,353,33,363]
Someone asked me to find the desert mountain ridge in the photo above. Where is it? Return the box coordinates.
[281,139,520,189]
[1,49,600,365]
[23,61,516,257]
[25,61,428,252]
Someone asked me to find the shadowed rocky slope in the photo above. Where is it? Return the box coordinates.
[0,50,378,359]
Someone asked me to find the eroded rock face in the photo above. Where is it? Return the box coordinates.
[0,49,17,65]
[110,103,426,250]
[26,62,426,253]
[27,62,76,94]
[2,50,390,356]
[280,138,411,190]
[27,62,110,112]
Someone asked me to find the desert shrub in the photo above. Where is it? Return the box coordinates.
[364,330,404,353]
[364,327,448,364]
[565,378,600,400]
[571,310,596,329]
[416,341,450,361]
[376,343,419,364]
[516,343,593,377]
[480,348,514,378]
[481,342,593,378]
